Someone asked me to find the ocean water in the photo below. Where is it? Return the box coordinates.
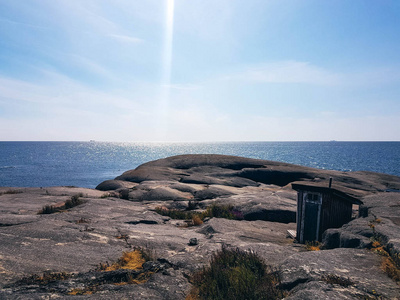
[0,141,399,189]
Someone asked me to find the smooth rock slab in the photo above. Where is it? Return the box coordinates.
[280,248,400,299]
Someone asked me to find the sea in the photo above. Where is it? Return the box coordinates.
[0,141,399,189]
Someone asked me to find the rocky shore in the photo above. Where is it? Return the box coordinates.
[1,154,400,299]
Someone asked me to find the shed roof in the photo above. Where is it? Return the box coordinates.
[292,183,363,205]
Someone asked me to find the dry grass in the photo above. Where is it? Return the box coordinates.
[381,256,400,282]
[16,247,156,296]
[68,288,95,295]
[192,215,203,226]
[369,217,382,230]
[104,250,146,271]
[371,239,400,282]
[305,241,322,251]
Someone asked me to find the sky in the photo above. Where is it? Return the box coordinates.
[0,0,399,142]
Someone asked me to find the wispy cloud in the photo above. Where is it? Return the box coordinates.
[107,34,144,44]
[0,73,149,113]
[224,61,340,85]
[0,16,49,30]
[52,1,118,33]
[223,60,400,87]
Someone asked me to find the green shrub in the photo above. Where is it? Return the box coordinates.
[206,204,235,219]
[155,207,197,220]
[187,246,284,300]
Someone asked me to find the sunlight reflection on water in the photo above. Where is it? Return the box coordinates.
[0,141,399,188]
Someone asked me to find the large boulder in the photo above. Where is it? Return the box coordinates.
[96,180,138,191]
[99,154,400,195]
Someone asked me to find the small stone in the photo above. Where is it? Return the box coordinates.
[189,238,198,246]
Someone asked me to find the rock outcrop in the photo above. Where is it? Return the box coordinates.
[1,154,399,299]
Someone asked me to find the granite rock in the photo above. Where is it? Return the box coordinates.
[1,155,400,299]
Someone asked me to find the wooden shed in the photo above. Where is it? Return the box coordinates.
[292,182,363,243]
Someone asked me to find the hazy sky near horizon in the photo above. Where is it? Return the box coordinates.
[0,0,399,142]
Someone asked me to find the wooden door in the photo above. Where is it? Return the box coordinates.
[303,201,319,242]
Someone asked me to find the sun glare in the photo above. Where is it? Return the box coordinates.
[158,0,175,139]
[164,0,174,83]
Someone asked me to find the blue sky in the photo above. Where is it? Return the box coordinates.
[0,0,399,141]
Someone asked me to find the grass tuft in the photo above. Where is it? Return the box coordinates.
[97,247,155,272]
[104,250,146,271]
[186,246,284,300]
[64,194,84,209]
[38,194,84,214]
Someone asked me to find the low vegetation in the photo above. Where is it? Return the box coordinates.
[76,217,90,224]
[305,241,322,251]
[367,217,400,284]
[155,203,243,227]
[371,239,400,282]
[68,248,156,295]
[38,194,84,214]
[0,189,23,196]
[186,246,284,300]
[38,204,57,214]
[64,194,84,209]
[14,246,157,297]
[381,256,400,282]
[321,274,354,287]
[15,271,73,286]
[99,250,146,272]
[187,200,198,211]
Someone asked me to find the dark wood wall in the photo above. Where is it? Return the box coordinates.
[296,189,353,242]
[320,193,352,240]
